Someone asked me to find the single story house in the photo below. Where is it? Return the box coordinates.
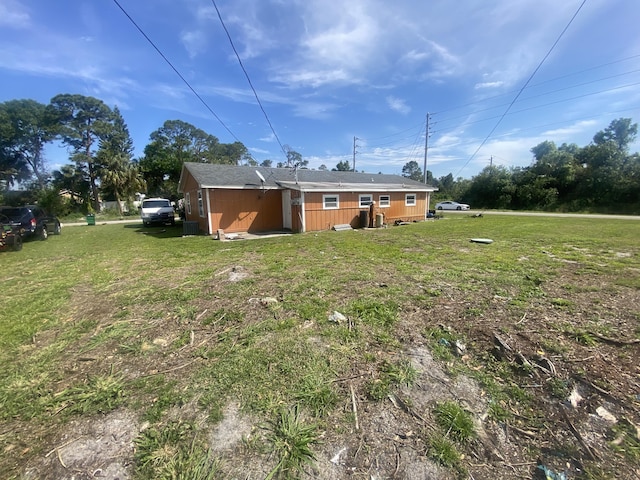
[178,162,438,235]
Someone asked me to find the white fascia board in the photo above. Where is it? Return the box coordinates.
[278,181,436,192]
[198,184,280,190]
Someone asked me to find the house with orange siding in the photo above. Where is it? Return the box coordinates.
[178,162,437,235]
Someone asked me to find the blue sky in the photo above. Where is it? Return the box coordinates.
[1,0,639,179]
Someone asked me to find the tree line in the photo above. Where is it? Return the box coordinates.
[0,94,255,214]
[1,95,638,216]
[400,118,639,214]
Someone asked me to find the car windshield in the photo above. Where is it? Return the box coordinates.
[0,208,27,220]
[142,200,170,208]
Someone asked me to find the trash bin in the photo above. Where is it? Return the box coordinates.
[86,214,95,226]
[359,210,369,228]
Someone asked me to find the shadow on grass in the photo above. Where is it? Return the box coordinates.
[124,222,186,239]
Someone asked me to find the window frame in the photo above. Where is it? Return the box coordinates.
[359,194,373,208]
[185,192,192,215]
[405,193,417,206]
[378,195,391,208]
[323,194,339,210]
[197,190,204,217]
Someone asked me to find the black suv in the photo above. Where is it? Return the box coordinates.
[0,205,61,240]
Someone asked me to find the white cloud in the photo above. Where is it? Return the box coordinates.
[542,120,597,138]
[251,146,270,154]
[386,96,411,115]
[475,81,505,89]
[0,0,30,28]
[181,30,207,58]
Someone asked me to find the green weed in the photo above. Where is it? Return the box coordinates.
[53,370,126,416]
[610,420,640,462]
[365,359,418,401]
[428,433,465,472]
[263,406,319,480]
[433,401,475,443]
[134,421,220,480]
[348,298,399,328]
[293,373,338,418]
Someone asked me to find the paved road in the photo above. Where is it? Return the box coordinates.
[62,218,143,227]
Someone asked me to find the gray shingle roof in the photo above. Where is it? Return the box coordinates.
[180,163,436,192]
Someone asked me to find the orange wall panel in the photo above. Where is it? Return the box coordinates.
[302,191,428,231]
[209,189,283,233]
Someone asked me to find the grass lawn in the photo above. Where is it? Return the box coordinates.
[1,215,639,479]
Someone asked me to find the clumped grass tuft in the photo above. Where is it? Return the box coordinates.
[263,406,319,480]
[54,370,126,416]
[134,421,220,480]
[365,358,418,401]
[381,359,418,387]
[433,400,475,444]
[293,373,338,418]
[428,433,465,472]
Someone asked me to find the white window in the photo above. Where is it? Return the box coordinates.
[379,195,390,208]
[359,194,373,208]
[197,190,204,217]
[323,194,339,210]
[185,192,192,215]
[405,193,417,206]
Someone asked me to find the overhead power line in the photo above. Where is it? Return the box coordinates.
[435,69,640,127]
[433,81,640,135]
[111,0,241,143]
[454,0,588,178]
[434,53,640,116]
[209,0,287,158]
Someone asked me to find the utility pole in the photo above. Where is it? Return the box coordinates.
[353,136,360,172]
[423,113,431,184]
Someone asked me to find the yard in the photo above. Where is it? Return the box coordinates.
[1,215,639,479]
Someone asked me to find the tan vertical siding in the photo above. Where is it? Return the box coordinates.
[302,191,427,230]
[181,168,431,234]
[209,189,283,233]
[182,174,208,233]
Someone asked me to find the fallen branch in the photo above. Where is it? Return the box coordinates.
[332,372,367,383]
[388,393,429,425]
[350,383,359,431]
[45,437,82,458]
[142,359,199,377]
[508,424,538,439]
[57,449,67,468]
[588,331,640,346]
[560,406,599,461]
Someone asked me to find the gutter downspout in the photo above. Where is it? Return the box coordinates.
[206,188,213,235]
[300,191,306,232]
[424,192,429,219]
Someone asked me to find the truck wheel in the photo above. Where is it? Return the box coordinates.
[11,235,23,251]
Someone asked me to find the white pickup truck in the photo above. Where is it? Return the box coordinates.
[140,198,175,226]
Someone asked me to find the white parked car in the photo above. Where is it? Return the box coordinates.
[435,201,470,211]
[140,198,175,226]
